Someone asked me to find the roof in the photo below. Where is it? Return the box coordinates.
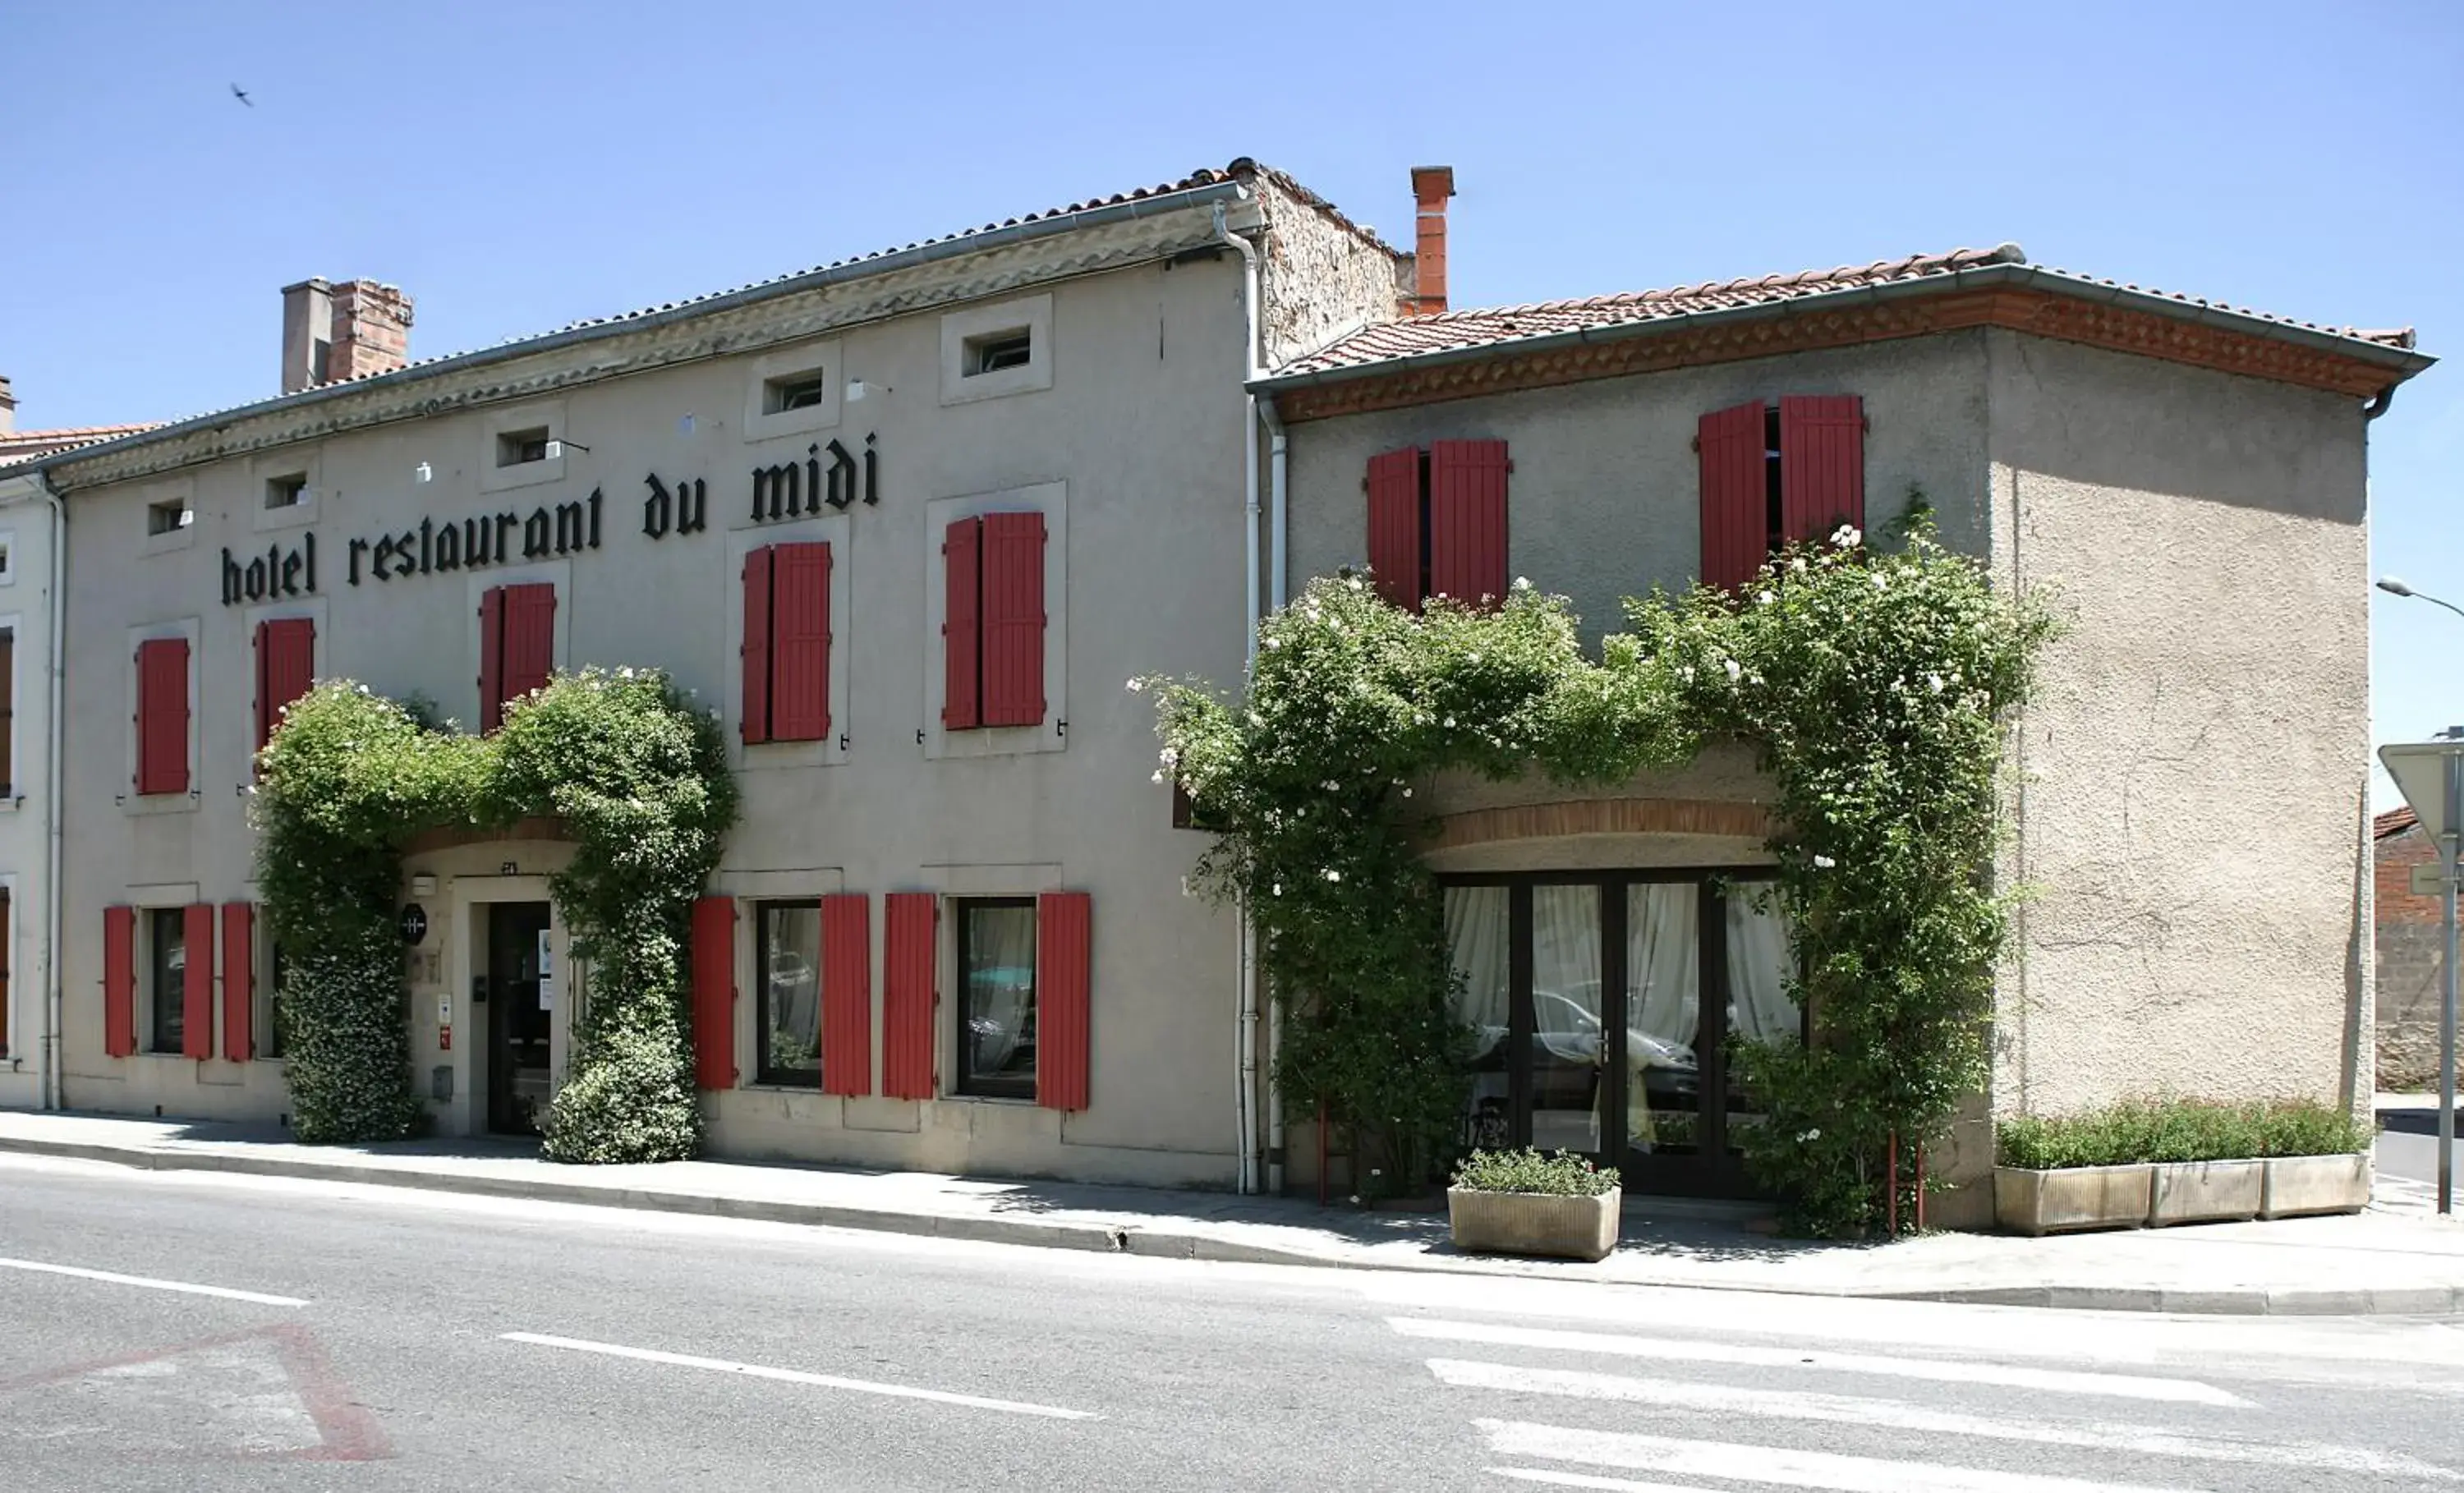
[2379,806,2421,841]
[1266,242,2425,381]
[0,423,166,463]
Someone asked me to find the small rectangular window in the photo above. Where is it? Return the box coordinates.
[763,369,830,414]
[956,898,1037,1099]
[0,627,14,797]
[756,902,822,1086]
[497,427,552,467]
[964,330,1033,377]
[147,498,193,536]
[0,887,10,1058]
[147,907,186,1055]
[265,473,310,510]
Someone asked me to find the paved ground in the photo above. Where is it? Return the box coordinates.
[7,1109,2464,1314]
[5,1151,2463,1491]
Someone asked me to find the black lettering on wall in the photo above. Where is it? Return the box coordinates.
[372,535,397,581]
[642,475,672,538]
[496,512,519,562]
[223,549,243,605]
[349,537,369,586]
[863,433,878,507]
[587,488,603,549]
[522,508,551,560]
[435,521,462,571]
[464,517,490,568]
[824,439,857,510]
[246,557,269,601]
[281,550,303,595]
[305,531,316,593]
[419,517,434,575]
[678,477,706,533]
[554,501,586,555]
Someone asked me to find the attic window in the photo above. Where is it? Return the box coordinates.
[965,329,1033,377]
[147,498,193,536]
[498,427,552,466]
[764,369,830,414]
[265,473,310,510]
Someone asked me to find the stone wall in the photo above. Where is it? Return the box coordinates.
[2379,811,2448,1089]
[1253,168,1407,371]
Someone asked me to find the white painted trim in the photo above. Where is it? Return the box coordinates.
[249,448,322,532]
[465,562,573,733]
[740,338,844,443]
[138,477,198,557]
[939,293,1054,406]
[921,482,1066,761]
[477,400,569,494]
[723,512,851,769]
[122,616,201,815]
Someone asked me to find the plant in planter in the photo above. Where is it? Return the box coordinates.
[1447,1147,1622,1261]
[1994,1099,2374,1234]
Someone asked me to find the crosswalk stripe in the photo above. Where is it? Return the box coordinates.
[1487,1468,1725,1493]
[1389,1317,2250,1407]
[1480,1418,2187,1493]
[1435,1359,2455,1481]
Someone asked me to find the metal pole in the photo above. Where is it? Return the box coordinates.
[2443,730,2463,1215]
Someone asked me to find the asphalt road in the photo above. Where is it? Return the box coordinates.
[5,1154,2464,1491]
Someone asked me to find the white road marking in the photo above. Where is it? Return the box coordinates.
[1434,1359,2456,1480]
[1480,1418,2190,1492]
[1487,1469,1726,1493]
[0,1255,308,1307]
[1391,1317,2250,1407]
[500,1332,1096,1420]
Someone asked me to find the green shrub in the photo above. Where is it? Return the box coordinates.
[1450,1147,1620,1197]
[1997,1099,2373,1169]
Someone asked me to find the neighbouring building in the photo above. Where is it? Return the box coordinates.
[1257,231,2430,1220]
[2376,806,2448,1091]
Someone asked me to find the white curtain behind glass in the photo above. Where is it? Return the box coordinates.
[1726,892,1798,1045]
[1626,884,1699,1064]
[1446,887,1510,1059]
[1530,885,1602,1061]
[968,906,1039,1074]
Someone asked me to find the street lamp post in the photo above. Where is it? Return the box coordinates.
[2378,577,2464,1215]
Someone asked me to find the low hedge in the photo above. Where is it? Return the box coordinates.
[1996,1099,2374,1169]
[1450,1147,1620,1197]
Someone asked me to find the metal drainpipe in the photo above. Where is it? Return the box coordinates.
[33,471,67,1110]
[1213,198,1264,1195]
[1257,395,1289,1194]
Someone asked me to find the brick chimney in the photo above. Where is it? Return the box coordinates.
[0,374,15,434]
[282,277,414,393]
[1409,166,1456,317]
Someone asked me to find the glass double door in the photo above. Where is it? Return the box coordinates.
[1446,874,1797,1196]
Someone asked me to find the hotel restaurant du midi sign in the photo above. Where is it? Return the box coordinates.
[219,436,880,606]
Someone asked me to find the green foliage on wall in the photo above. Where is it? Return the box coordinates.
[1147,519,2053,1234]
[253,670,736,1160]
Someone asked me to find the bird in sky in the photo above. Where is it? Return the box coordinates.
[230,83,254,107]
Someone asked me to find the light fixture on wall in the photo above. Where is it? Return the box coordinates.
[847,379,893,402]
[415,462,433,484]
[678,414,696,435]
[544,439,591,460]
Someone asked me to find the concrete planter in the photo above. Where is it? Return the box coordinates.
[1446,1188,1620,1262]
[2260,1153,2372,1219]
[2148,1158,2264,1226]
[1993,1164,2152,1237]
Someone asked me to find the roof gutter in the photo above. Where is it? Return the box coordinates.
[1250,261,2435,398]
[18,179,1252,489]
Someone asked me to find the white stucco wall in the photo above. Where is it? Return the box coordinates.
[0,474,55,1109]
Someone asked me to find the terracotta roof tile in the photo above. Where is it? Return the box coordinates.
[2379,806,2422,840]
[1274,242,2420,376]
[0,422,167,461]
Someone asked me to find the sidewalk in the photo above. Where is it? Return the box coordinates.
[6,1107,2462,1316]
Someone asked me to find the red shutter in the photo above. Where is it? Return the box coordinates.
[1035,891,1092,1112]
[690,894,737,1091]
[1428,439,1509,607]
[1698,401,1768,590]
[501,582,557,712]
[980,512,1046,728]
[740,547,773,744]
[771,543,833,742]
[1366,447,1423,610]
[1779,394,1865,544]
[478,587,506,733]
[103,905,135,1058]
[182,902,214,1060]
[135,637,190,796]
[255,618,316,753]
[222,902,254,1062]
[942,518,982,730]
[881,893,936,1100]
[821,892,871,1097]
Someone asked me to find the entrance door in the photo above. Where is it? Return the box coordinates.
[486,902,554,1136]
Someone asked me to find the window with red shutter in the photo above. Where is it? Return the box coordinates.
[222,903,254,1062]
[1698,400,1770,590]
[1365,447,1423,610]
[881,893,936,1100]
[1035,891,1092,1112]
[740,548,773,744]
[1778,395,1865,544]
[182,903,214,1060]
[255,618,315,754]
[135,637,190,796]
[477,588,506,733]
[770,544,833,742]
[821,892,870,1097]
[942,518,981,730]
[980,513,1046,728]
[103,906,136,1059]
[1428,439,1509,607]
[690,895,737,1091]
[480,583,556,731]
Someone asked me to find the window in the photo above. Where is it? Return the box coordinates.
[0,627,13,797]
[497,427,552,467]
[134,636,191,797]
[956,898,1037,1099]
[0,887,10,1058]
[255,617,315,753]
[756,902,822,1086]
[763,369,830,414]
[940,514,1046,730]
[478,583,556,732]
[147,498,193,536]
[1698,396,1864,589]
[264,473,310,510]
[964,329,1033,377]
[740,544,833,745]
[0,535,15,583]
[147,907,186,1055]
[1364,439,1509,611]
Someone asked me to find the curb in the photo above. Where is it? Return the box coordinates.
[7,1134,2454,1315]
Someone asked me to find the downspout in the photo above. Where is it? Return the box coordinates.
[33,471,66,1110]
[1213,199,1264,1196]
[1257,394,1289,1195]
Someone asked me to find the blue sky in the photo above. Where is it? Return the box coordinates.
[9,1,2459,805]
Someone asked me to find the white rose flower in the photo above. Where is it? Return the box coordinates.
[1756,590,1776,605]
[1324,870,1341,883]
[1723,659,1743,682]
[1799,1128,1823,1142]
[1125,678,1143,692]
[1151,770,1165,783]
[1813,854,1837,869]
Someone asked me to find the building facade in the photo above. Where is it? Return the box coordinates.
[2375,806,2448,1091]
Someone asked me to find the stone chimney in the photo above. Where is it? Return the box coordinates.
[1409,166,1456,317]
[0,374,15,434]
[282,277,414,393]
